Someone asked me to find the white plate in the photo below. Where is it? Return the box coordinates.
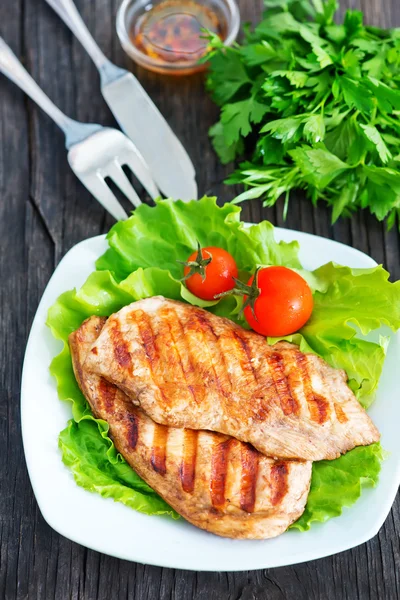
[21,228,400,571]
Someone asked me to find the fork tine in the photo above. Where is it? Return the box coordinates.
[79,172,128,221]
[107,160,142,208]
[121,146,160,200]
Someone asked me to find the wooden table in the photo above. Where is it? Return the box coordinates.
[1,1,399,598]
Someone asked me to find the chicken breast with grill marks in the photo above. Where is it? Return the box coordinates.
[83,297,380,461]
[70,316,312,540]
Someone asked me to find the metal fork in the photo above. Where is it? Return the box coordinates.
[45,0,198,202]
[0,37,160,220]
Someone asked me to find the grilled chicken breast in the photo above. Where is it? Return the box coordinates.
[70,316,312,539]
[84,297,380,461]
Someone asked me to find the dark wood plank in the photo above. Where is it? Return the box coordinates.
[0,0,399,598]
[0,3,40,600]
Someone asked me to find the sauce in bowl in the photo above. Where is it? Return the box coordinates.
[130,0,226,73]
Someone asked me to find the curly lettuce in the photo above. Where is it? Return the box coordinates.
[47,197,400,529]
[96,196,302,281]
[292,443,384,531]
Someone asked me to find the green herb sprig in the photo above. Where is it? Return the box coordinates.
[206,0,400,228]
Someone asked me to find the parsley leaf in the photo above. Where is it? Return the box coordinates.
[261,117,305,143]
[303,114,326,143]
[289,144,352,188]
[367,77,400,112]
[221,97,269,145]
[240,41,276,66]
[206,0,400,229]
[209,122,244,164]
[207,49,251,105]
[339,76,374,112]
[360,125,392,163]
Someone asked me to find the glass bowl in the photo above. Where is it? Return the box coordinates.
[116,0,240,76]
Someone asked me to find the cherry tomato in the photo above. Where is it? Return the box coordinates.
[183,246,238,301]
[243,266,313,337]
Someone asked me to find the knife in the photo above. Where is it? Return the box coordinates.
[45,0,198,202]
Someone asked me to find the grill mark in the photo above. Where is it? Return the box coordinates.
[165,308,209,407]
[210,439,231,509]
[240,444,259,513]
[187,385,196,399]
[170,311,195,373]
[133,310,158,363]
[134,310,174,406]
[190,313,220,391]
[179,310,222,403]
[334,403,348,424]
[165,315,197,405]
[97,317,107,331]
[296,353,330,424]
[196,312,233,397]
[233,330,271,419]
[180,429,198,493]
[190,311,230,399]
[93,318,107,333]
[268,352,299,416]
[111,321,132,369]
[126,412,139,449]
[98,378,117,413]
[151,423,168,475]
[232,331,258,382]
[308,396,329,424]
[270,462,289,506]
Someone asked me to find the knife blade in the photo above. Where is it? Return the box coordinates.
[101,72,198,201]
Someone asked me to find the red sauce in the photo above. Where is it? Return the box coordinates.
[131,0,226,72]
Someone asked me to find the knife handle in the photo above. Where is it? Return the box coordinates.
[45,0,126,85]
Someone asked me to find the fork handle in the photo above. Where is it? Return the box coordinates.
[0,37,101,148]
[45,0,125,85]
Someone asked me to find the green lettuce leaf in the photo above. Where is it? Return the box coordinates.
[96,197,301,281]
[59,419,178,517]
[47,198,400,530]
[291,443,384,530]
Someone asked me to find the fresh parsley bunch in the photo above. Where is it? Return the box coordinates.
[206,0,400,228]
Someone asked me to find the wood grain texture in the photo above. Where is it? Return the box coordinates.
[0,0,399,598]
